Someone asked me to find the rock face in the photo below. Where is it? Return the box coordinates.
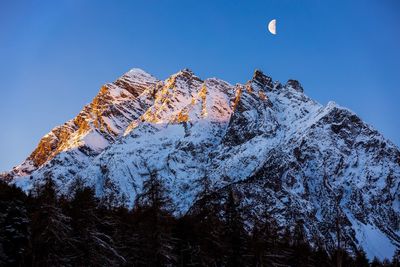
[5,69,159,178]
[2,68,399,260]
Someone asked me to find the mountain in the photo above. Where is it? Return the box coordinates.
[2,68,399,260]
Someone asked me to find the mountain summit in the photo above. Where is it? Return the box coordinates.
[2,68,399,259]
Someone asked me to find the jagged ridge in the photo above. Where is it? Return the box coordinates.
[2,68,400,260]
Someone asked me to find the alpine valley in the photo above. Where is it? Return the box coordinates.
[2,68,399,260]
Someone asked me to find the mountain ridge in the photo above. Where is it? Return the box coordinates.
[1,67,399,260]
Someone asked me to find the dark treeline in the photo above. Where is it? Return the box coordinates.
[0,175,399,267]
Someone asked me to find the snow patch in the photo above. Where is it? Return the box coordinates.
[82,131,109,151]
[353,222,397,260]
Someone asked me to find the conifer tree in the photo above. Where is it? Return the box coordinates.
[28,178,76,266]
[68,185,125,266]
[134,167,177,266]
[288,219,313,267]
[224,188,246,267]
[0,182,29,266]
[371,256,382,267]
[354,248,369,267]
[188,174,225,266]
[392,249,400,267]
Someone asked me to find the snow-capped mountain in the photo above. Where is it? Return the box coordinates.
[2,68,399,260]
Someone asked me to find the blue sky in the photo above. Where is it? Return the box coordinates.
[0,0,399,171]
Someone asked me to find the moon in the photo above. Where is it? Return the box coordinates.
[268,19,277,35]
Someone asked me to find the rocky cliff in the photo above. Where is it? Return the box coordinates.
[2,68,399,260]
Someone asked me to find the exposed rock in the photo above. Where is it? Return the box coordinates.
[2,67,399,260]
[252,69,273,90]
[286,79,304,93]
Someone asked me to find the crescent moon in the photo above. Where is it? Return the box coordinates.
[268,19,276,35]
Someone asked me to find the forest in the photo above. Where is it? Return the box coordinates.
[0,173,399,267]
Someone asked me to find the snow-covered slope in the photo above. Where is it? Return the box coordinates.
[2,68,399,259]
[2,68,159,180]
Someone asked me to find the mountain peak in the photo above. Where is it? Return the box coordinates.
[119,68,156,81]
[127,67,150,75]
[3,67,400,260]
[286,79,304,93]
[114,68,158,97]
[166,68,203,87]
[181,68,194,74]
[252,69,273,90]
[171,68,194,76]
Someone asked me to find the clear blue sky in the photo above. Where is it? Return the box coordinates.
[1,0,399,171]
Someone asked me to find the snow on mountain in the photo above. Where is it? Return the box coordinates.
[1,68,399,260]
[2,68,158,180]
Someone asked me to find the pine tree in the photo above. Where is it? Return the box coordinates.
[382,258,392,267]
[173,215,202,267]
[288,219,313,267]
[223,188,246,267]
[392,249,400,267]
[67,185,125,266]
[313,247,331,267]
[111,206,142,265]
[371,256,382,267]
[247,210,288,267]
[28,178,76,266]
[354,248,369,267]
[187,174,226,266]
[0,182,30,266]
[134,168,177,266]
[136,168,174,213]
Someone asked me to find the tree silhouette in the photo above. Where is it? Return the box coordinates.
[134,167,177,266]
